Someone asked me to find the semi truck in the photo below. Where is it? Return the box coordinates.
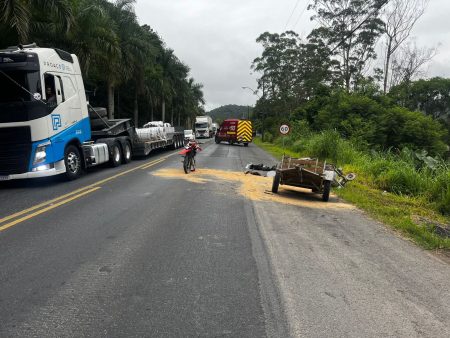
[194,115,213,138]
[0,44,184,181]
[215,119,253,147]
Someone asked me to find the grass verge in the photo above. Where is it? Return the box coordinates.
[254,137,450,250]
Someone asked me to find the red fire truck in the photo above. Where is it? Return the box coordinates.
[214,119,253,147]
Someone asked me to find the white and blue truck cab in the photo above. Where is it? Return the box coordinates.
[0,44,184,181]
[0,44,95,180]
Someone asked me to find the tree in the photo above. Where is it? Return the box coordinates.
[158,49,190,122]
[308,0,385,91]
[0,0,72,44]
[252,31,305,105]
[381,0,428,93]
[390,77,450,120]
[252,31,335,119]
[389,40,438,89]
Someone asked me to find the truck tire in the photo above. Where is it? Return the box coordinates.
[215,137,220,144]
[109,142,122,167]
[64,145,83,180]
[122,141,132,164]
[90,118,108,130]
[244,143,249,147]
[88,107,107,119]
[272,172,280,193]
[322,180,331,202]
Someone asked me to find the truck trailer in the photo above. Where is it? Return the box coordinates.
[0,45,184,181]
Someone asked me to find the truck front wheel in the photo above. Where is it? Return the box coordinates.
[64,145,83,180]
[109,142,122,167]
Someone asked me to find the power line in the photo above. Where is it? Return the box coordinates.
[283,0,301,31]
[292,0,310,31]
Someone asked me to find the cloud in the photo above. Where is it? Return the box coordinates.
[135,0,449,110]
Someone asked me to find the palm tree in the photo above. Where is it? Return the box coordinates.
[0,0,72,44]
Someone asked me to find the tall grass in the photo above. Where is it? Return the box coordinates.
[272,130,450,216]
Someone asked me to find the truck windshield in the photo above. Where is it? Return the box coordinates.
[0,70,41,103]
[195,123,208,129]
[0,70,48,123]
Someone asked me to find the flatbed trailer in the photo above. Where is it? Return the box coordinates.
[89,118,184,157]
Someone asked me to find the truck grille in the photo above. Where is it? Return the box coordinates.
[0,127,32,175]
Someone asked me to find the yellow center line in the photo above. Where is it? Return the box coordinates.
[0,187,101,232]
[0,154,173,228]
[140,158,166,169]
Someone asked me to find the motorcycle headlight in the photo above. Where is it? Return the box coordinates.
[34,145,47,165]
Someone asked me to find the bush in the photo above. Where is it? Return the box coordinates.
[359,153,397,178]
[292,139,306,153]
[305,130,342,163]
[301,130,361,165]
[375,165,431,196]
[430,170,450,214]
[263,132,273,143]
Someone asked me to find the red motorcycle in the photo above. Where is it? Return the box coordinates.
[179,139,201,174]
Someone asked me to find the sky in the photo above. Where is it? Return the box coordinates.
[135,0,450,111]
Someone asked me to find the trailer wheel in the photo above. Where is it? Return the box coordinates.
[109,142,122,167]
[244,143,249,147]
[122,141,132,164]
[272,172,281,193]
[322,180,331,202]
[64,145,82,180]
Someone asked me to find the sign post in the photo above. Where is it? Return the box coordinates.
[279,123,291,155]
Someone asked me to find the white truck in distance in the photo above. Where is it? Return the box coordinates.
[195,115,213,138]
[0,45,184,181]
[212,123,219,134]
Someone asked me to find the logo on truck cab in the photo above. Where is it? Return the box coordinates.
[51,114,62,130]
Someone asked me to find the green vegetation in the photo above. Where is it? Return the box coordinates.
[255,133,450,250]
[0,0,204,127]
[208,105,252,124]
[248,0,450,249]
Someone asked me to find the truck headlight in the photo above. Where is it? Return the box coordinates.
[33,145,47,165]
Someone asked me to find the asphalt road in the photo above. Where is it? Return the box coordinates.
[0,140,449,337]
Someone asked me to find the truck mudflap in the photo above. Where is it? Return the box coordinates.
[237,120,252,143]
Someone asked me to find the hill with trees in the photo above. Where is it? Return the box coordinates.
[207,104,252,123]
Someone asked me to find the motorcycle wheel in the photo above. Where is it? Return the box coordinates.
[183,155,190,174]
[190,157,196,171]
